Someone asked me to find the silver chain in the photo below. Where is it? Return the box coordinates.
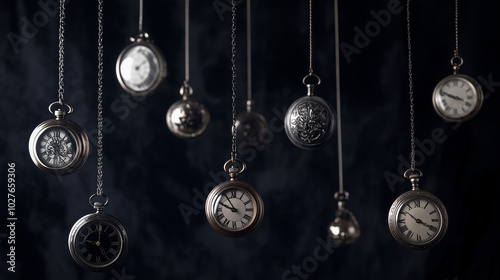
[138,0,143,33]
[246,0,252,102]
[184,0,190,84]
[57,0,66,103]
[334,0,344,193]
[454,0,459,57]
[308,0,313,74]
[406,0,416,170]
[96,0,104,196]
[230,0,237,162]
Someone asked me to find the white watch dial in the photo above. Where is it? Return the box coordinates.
[119,45,160,92]
[214,188,255,231]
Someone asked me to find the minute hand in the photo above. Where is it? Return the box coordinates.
[441,91,464,101]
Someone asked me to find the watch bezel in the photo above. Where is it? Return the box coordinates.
[28,118,89,175]
[388,189,448,250]
[115,40,167,97]
[432,73,483,122]
[205,180,264,238]
[68,212,128,272]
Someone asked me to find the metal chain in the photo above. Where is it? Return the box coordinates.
[184,0,190,84]
[96,0,104,196]
[138,0,143,33]
[406,0,416,170]
[454,0,459,57]
[57,0,66,103]
[230,0,237,162]
[308,0,313,74]
[246,0,252,103]
[334,0,344,193]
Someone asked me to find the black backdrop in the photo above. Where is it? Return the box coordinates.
[1,0,499,279]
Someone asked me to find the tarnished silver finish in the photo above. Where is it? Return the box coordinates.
[284,95,335,150]
[166,84,210,139]
[29,102,89,175]
[68,202,128,272]
[205,160,264,238]
[115,33,167,97]
[328,192,360,246]
[432,73,483,122]
[235,101,269,149]
[388,189,448,250]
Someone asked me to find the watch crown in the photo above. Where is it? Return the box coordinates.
[54,109,67,120]
[93,202,104,213]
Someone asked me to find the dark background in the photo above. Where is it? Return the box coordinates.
[1,0,499,279]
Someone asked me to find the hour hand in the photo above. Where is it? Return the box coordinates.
[221,203,236,212]
[441,91,463,101]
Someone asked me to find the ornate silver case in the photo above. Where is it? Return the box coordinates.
[116,33,167,97]
[166,85,210,139]
[29,104,89,175]
[388,189,448,250]
[285,95,336,150]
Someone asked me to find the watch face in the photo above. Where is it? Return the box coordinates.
[36,127,76,168]
[29,119,89,175]
[284,95,336,150]
[388,190,448,250]
[116,42,166,96]
[69,213,128,271]
[432,74,483,121]
[205,181,264,237]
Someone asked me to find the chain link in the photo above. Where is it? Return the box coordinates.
[246,0,252,103]
[184,0,190,83]
[308,0,313,74]
[96,0,104,196]
[230,0,237,162]
[454,0,459,57]
[406,0,416,170]
[57,0,66,103]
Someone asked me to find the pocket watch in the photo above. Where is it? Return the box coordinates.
[166,83,210,139]
[116,32,167,97]
[432,56,483,122]
[29,102,89,175]
[388,170,448,250]
[205,160,264,237]
[235,100,269,149]
[69,196,128,272]
[284,74,336,150]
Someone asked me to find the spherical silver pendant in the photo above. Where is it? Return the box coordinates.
[166,84,210,139]
[284,95,336,150]
[327,192,360,246]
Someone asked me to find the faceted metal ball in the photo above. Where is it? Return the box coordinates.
[284,95,336,150]
[328,207,361,246]
[166,97,210,139]
[235,111,269,149]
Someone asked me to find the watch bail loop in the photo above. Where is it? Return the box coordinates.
[404,169,422,190]
[450,55,463,74]
[302,73,321,96]
[89,193,109,211]
[334,191,349,210]
[48,101,73,118]
[223,158,246,180]
[180,82,193,99]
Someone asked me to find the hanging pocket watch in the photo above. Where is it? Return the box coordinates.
[284,74,336,150]
[432,56,483,122]
[116,32,167,97]
[166,83,210,139]
[205,160,264,238]
[29,102,89,175]
[69,196,128,272]
[388,170,448,250]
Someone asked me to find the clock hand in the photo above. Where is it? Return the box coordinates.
[221,203,237,212]
[224,194,238,211]
[407,213,431,228]
[135,60,147,70]
[97,223,102,246]
[441,91,464,101]
[85,240,97,245]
